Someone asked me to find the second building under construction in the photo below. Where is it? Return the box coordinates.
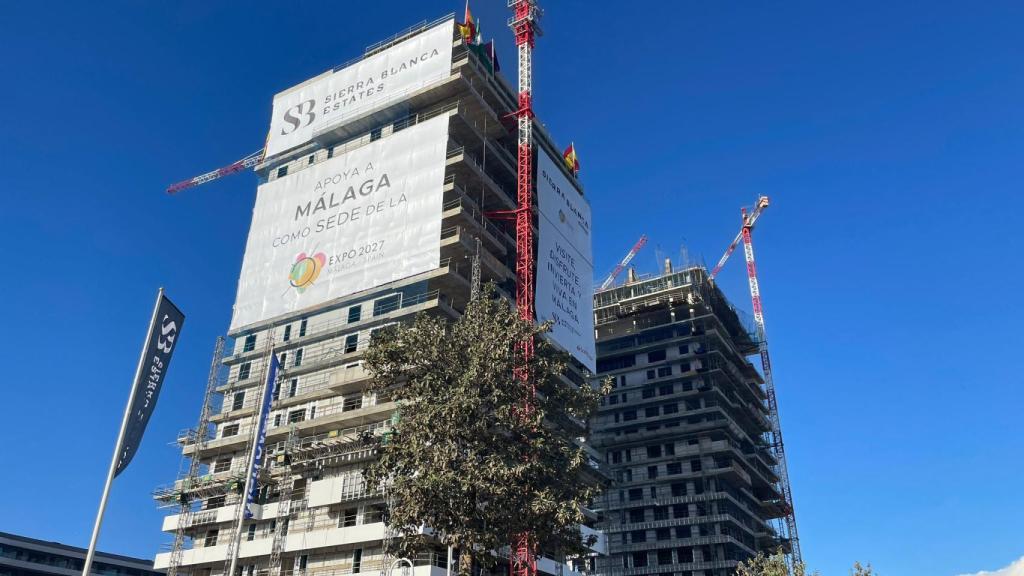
[591,265,794,576]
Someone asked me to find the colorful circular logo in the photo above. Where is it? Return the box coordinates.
[288,252,326,293]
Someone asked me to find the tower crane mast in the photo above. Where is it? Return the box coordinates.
[709,196,802,567]
[507,2,541,576]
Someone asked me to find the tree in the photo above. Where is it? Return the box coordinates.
[362,283,608,575]
[850,561,877,576]
[735,551,816,576]
[735,552,877,576]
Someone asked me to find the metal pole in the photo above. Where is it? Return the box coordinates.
[226,346,275,576]
[82,288,165,576]
[446,547,453,576]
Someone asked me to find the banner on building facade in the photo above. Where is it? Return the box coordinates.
[535,149,596,373]
[231,113,449,330]
[115,290,185,476]
[265,19,455,158]
[245,354,279,519]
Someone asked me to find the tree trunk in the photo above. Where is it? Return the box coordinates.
[458,550,473,576]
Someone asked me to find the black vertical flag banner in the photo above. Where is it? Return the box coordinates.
[114,294,185,476]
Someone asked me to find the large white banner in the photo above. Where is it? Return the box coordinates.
[536,150,596,372]
[265,20,455,158]
[231,114,449,330]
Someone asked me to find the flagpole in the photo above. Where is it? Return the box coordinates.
[82,288,165,576]
[226,347,276,576]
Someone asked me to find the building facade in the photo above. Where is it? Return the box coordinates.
[591,266,790,576]
[0,532,161,576]
[153,15,599,576]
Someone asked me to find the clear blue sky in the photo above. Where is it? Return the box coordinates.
[1,2,1020,575]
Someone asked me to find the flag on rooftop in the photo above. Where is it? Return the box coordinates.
[563,142,580,175]
[457,0,476,43]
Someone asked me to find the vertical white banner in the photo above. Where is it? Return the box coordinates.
[231,114,450,330]
[536,150,596,372]
[266,20,455,158]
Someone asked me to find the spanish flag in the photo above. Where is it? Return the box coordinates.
[458,0,477,44]
[563,142,580,175]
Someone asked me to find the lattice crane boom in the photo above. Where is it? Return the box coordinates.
[709,195,768,280]
[165,149,264,195]
[599,234,648,290]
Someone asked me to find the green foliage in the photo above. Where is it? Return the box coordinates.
[735,551,816,576]
[850,561,877,576]
[362,284,609,572]
[734,552,877,576]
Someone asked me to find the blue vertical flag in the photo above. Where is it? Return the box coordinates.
[245,353,280,519]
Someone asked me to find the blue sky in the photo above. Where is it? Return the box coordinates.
[0,2,1021,575]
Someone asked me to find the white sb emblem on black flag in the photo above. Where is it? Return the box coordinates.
[115,291,185,476]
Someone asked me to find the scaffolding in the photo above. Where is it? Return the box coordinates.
[165,337,226,576]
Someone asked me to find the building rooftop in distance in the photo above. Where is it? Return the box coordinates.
[0,531,162,576]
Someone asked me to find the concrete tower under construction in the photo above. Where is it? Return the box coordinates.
[154,13,602,576]
[591,265,792,576]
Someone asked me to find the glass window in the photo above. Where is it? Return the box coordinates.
[629,508,644,523]
[288,409,305,423]
[232,392,245,410]
[648,350,667,363]
[352,549,362,574]
[277,166,287,178]
[647,445,662,458]
[238,363,251,381]
[289,378,298,398]
[299,318,308,337]
[283,325,292,341]
[373,294,401,316]
[294,348,303,367]
[222,424,239,438]
[657,366,672,377]
[345,334,359,353]
[342,508,358,527]
[348,306,362,323]
[243,334,256,352]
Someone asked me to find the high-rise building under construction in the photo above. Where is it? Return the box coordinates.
[153,13,602,576]
[591,265,793,576]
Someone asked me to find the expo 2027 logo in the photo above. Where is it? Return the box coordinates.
[288,251,326,294]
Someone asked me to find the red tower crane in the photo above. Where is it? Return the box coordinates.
[507,2,541,576]
[598,234,648,290]
[708,196,802,567]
